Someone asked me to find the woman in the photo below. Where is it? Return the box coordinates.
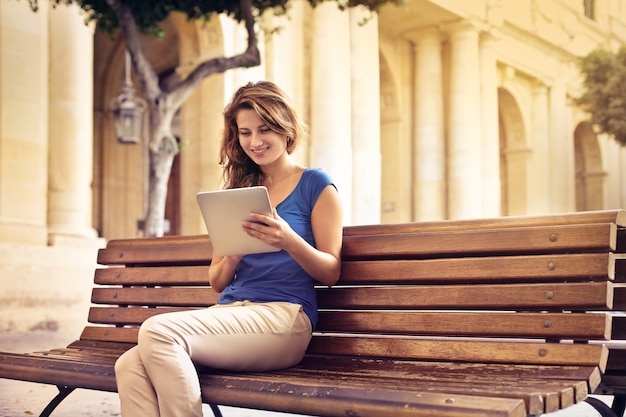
[114,80,343,417]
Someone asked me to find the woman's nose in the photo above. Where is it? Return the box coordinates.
[249,133,263,146]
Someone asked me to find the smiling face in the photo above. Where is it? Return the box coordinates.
[236,108,289,170]
[219,81,307,188]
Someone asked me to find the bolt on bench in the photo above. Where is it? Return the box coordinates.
[0,210,625,417]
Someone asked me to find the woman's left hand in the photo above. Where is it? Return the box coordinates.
[242,209,295,251]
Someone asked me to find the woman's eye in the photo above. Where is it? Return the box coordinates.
[239,131,250,136]
[260,128,271,134]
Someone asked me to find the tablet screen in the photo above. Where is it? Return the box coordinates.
[196,186,281,256]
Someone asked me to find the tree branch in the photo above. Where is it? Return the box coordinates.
[104,0,162,103]
[169,0,260,108]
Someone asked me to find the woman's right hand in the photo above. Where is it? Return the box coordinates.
[208,254,242,293]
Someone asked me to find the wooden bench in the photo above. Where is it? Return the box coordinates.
[0,209,625,417]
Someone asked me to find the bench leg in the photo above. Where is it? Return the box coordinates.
[612,395,626,417]
[39,386,75,417]
[209,404,223,417]
[585,397,620,417]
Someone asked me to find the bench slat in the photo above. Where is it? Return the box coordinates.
[341,253,614,284]
[103,234,210,248]
[24,348,124,365]
[317,282,613,310]
[341,210,626,235]
[94,266,209,286]
[87,307,610,339]
[0,351,118,392]
[67,339,135,350]
[80,326,139,343]
[91,287,219,307]
[306,336,609,369]
[316,311,611,339]
[341,224,617,259]
[97,239,212,265]
[88,306,194,325]
[90,282,613,310]
[96,223,618,265]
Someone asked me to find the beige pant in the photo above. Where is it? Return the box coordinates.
[114,301,312,417]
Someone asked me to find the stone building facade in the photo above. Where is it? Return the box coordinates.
[0,0,625,332]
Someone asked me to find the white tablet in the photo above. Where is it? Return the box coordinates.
[196,186,281,256]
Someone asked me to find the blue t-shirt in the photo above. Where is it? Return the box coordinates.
[217,168,335,328]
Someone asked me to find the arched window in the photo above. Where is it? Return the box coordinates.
[574,122,605,211]
[584,0,596,20]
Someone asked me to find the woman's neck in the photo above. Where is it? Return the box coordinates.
[261,157,302,185]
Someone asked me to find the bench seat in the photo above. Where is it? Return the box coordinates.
[0,209,624,417]
[0,342,599,416]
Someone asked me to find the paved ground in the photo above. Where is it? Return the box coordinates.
[0,331,615,417]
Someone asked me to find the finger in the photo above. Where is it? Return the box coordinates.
[260,233,272,244]
[242,219,267,233]
[246,214,271,229]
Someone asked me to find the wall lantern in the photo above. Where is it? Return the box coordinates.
[110,50,147,144]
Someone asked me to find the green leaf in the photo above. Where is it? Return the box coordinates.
[576,45,626,146]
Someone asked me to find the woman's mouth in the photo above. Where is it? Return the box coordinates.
[251,147,269,156]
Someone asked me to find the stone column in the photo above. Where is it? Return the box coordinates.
[309,3,352,224]
[446,22,483,219]
[411,28,445,221]
[480,31,501,217]
[265,1,310,167]
[48,4,98,243]
[548,66,574,212]
[0,1,49,244]
[350,7,381,225]
[529,82,550,214]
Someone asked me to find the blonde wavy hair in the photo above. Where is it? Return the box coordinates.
[219,81,307,189]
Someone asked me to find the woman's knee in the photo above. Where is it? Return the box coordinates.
[137,313,188,358]
[137,314,177,345]
[137,314,159,345]
[115,347,139,381]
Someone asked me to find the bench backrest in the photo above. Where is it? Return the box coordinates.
[85,210,625,376]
